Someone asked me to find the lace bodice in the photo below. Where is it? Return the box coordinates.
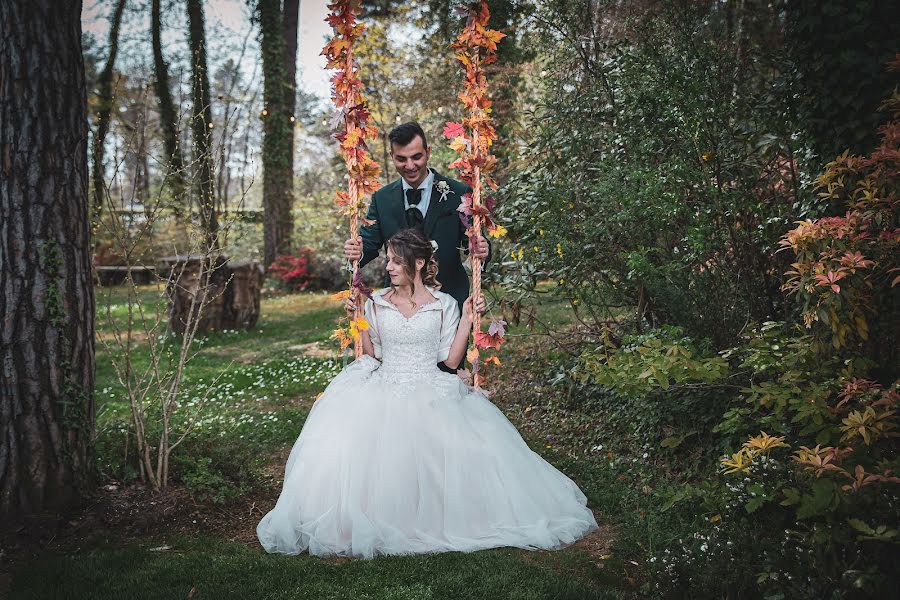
[363,288,459,382]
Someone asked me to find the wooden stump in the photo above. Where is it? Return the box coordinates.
[160,255,264,334]
[225,259,264,330]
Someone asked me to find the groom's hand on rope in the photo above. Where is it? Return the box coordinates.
[472,236,489,260]
[344,237,363,262]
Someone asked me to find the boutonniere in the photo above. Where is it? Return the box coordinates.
[435,180,452,203]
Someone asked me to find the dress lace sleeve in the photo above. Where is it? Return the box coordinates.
[363,298,382,360]
[437,295,461,363]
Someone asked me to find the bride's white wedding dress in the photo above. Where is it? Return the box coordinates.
[256,287,598,558]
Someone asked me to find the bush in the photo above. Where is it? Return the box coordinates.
[573,84,900,597]
[267,248,388,293]
[500,2,814,346]
[268,248,313,291]
[779,87,899,376]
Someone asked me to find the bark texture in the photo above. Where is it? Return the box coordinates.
[1,0,95,519]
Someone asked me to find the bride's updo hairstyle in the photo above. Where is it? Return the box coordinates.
[386,228,441,297]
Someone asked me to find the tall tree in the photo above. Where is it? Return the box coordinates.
[258,0,295,265]
[282,0,299,112]
[0,0,95,517]
[282,0,299,201]
[187,0,219,248]
[90,0,127,229]
[152,0,187,218]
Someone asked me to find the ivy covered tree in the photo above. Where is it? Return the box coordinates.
[0,0,95,516]
[257,0,298,266]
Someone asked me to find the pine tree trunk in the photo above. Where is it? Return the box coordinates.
[90,0,127,230]
[152,0,187,219]
[258,0,294,266]
[187,0,218,250]
[0,0,95,519]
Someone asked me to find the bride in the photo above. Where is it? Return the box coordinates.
[256,228,597,558]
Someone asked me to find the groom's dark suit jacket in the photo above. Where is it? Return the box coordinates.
[359,169,490,311]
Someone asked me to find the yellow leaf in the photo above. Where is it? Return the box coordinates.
[354,316,370,331]
[449,136,469,153]
[488,224,507,238]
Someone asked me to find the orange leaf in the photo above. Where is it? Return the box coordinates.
[466,347,480,363]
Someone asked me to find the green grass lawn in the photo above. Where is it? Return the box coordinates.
[11,537,622,600]
[10,284,641,600]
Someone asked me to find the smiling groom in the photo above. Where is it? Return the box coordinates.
[343,121,490,312]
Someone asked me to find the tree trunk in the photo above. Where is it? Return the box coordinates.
[152,0,187,219]
[90,0,127,230]
[258,0,294,266]
[283,0,299,104]
[282,0,299,212]
[0,0,95,518]
[187,0,218,250]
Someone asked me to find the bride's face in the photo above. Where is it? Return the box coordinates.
[386,246,424,288]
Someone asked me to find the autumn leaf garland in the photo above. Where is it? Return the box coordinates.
[323,0,382,354]
[444,1,507,386]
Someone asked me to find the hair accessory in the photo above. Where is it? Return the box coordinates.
[430,240,439,251]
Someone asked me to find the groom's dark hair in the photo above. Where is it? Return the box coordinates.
[389,121,428,150]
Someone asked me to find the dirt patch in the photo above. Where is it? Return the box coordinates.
[573,521,616,557]
[286,342,338,359]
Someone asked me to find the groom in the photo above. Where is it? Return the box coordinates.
[343,121,490,312]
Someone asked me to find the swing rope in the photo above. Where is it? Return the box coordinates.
[322,0,382,359]
[444,2,507,388]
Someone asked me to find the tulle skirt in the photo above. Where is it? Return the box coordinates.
[256,356,598,558]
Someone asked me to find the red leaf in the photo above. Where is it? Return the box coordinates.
[474,330,504,350]
[443,122,466,139]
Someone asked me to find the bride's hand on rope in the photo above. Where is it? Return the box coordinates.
[462,295,486,323]
[446,295,486,370]
[344,289,360,315]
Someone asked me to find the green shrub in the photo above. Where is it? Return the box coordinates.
[499,2,814,346]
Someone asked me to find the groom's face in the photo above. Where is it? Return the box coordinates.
[391,135,431,188]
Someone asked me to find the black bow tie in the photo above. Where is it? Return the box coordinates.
[406,206,424,229]
[406,188,423,206]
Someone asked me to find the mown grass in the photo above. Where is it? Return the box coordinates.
[10,283,639,599]
[10,536,623,600]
